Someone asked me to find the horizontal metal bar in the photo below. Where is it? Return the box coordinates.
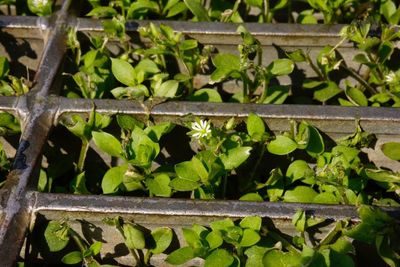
[75,18,343,37]
[73,18,349,48]
[53,97,400,135]
[32,191,363,221]
[0,15,48,30]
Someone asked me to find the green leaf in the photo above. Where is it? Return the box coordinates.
[122,170,145,192]
[271,0,288,10]
[267,59,294,76]
[60,114,90,142]
[102,165,128,194]
[184,0,210,21]
[330,250,355,267]
[183,228,202,249]
[263,250,302,267]
[376,234,400,267]
[166,2,188,17]
[378,41,394,63]
[210,218,235,232]
[0,56,9,78]
[364,169,400,183]
[267,136,297,155]
[286,160,314,185]
[345,205,395,244]
[128,128,160,167]
[27,0,53,16]
[111,86,149,100]
[239,193,264,202]
[89,241,102,255]
[111,58,136,87]
[169,177,200,191]
[210,54,241,83]
[223,226,243,244]
[146,173,172,197]
[44,221,70,252]
[187,88,222,102]
[175,161,201,182]
[381,142,400,160]
[314,81,342,102]
[262,85,289,104]
[116,115,144,131]
[179,39,198,51]
[166,247,195,265]
[247,113,265,141]
[219,146,252,170]
[245,0,262,7]
[245,246,271,267]
[206,231,223,250]
[123,223,145,250]
[154,80,179,98]
[135,58,160,74]
[292,210,306,232]
[150,227,173,254]
[287,50,307,62]
[283,186,318,203]
[330,237,355,255]
[86,6,117,17]
[61,251,82,265]
[92,131,123,158]
[305,124,325,156]
[313,192,341,204]
[145,122,175,142]
[204,249,234,267]
[240,229,261,247]
[346,87,368,106]
[240,216,262,231]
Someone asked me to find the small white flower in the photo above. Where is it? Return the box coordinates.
[385,72,397,84]
[190,119,211,139]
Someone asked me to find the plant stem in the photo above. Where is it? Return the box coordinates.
[223,0,241,22]
[262,0,269,22]
[77,141,90,173]
[69,228,87,253]
[241,73,250,103]
[248,143,266,184]
[222,174,228,199]
[144,250,152,266]
[305,53,324,80]
[116,224,143,266]
[68,227,99,266]
[267,229,301,254]
[258,76,270,103]
[342,65,378,94]
[318,221,343,248]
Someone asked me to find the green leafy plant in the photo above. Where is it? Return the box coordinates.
[104,216,173,266]
[287,21,400,106]
[0,111,20,187]
[210,25,294,103]
[44,220,107,266]
[34,208,400,266]
[0,56,29,96]
[27,0,53,16]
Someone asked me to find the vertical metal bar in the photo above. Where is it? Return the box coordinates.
[0,0,72,265]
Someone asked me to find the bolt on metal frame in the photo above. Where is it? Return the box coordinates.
[0,0,400,265]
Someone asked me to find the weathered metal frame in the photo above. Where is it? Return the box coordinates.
[0,0,399,265]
